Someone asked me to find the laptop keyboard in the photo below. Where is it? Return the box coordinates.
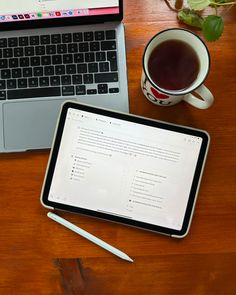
[0,30,119,100]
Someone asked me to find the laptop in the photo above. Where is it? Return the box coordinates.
[0,0,129,152]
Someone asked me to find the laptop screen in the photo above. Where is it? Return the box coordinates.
[0,0,120,23]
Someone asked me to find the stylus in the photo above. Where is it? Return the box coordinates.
[47,212,133,263]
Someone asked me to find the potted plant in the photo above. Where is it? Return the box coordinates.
[164,0,236,41]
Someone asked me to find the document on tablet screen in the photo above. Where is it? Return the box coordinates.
[48,107,202,231]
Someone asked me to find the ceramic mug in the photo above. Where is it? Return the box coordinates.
[141,28,214,109]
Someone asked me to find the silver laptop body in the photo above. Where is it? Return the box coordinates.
[0,0,129,152]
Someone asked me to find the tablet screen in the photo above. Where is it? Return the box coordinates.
[41,102,209,237]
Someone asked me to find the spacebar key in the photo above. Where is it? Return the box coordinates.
[7,87,61,99]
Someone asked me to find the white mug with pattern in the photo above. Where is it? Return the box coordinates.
[141,28,214,109]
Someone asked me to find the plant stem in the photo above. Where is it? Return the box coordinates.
[211,0,236,6]
[220,3,235,16]
[163,0,179,12]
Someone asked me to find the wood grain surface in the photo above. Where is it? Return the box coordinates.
[1,1,236,294]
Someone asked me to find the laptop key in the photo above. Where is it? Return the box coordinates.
[40,35,51,45]
[23,67,33,77]
[76,85,86,95]
[107,51,117,61]
[99,62,109,72]
[61,75,71,85]
[98,84,108,94]
[74,53,84,63]
[0,59,8,69]
[0,38,7,48]
[20,57,30,67]
[109,87,119,93]
[62,86,75,96]
[83,74,93,84]
[12,68,22,78]
[30,56,40,66]
[33,67,44,76]
[7,79,17,89]
[44,66,54,76]
[0,80,6,89]
[55,65,65,75]
[66,64,76,74]
[105,30,116,40]
[84,32,94,41]
[95,31,105,41]
[35,46,46,55]
[8,38,18,47]
[57,44,67,54]
[96,51,106,61]
[95,72,118,83]
[52,55,62,65]
[62,33,72,43]
[72,74,82,84]
[110,61,118,71]
[88,63,98,73]
[73,32,83,42]
[1,69,11,79]
[7,87,61,99]
[79,42,89,52]
[25,47,34,56]
[77,63,87,73]
[29,78,39,87]
[51,34,62,44]
[14,47,24,57]
[39,77,50,87]
[107,51,118,71]
[101,41,116,50]
[50,76,60,86]
[41,56,51,65]
[90,42,100,51]
[30,36,40,45]
[0,91,6,99]
[68,43,78,53]
[46,45,56,55]
[63,54,73,64]
[18,78,28,88]
[87,89,97,95]
[9,58,19,68]
[19,37,29,46]
[3,48,13,58]
[85,52,95,63]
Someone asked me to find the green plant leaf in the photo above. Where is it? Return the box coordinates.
[202,15,224,41]
[187,0,211,10]
[178,8,204,29]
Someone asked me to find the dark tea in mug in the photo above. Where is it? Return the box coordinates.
[148,40,200,91]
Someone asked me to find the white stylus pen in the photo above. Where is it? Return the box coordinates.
[47,212,133,262]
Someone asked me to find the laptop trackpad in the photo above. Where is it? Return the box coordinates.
[3,99,67,151]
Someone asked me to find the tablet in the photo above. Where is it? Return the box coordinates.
[41,101,210,238]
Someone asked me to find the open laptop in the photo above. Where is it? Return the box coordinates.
[0,0,129,152]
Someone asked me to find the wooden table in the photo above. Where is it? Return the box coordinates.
[1,1,236,294]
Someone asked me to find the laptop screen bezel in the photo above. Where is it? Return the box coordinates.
[0,0,123,31]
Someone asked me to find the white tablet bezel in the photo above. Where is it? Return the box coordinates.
[40,101,210,238]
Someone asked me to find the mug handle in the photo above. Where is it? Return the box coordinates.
[183,84,214,109]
